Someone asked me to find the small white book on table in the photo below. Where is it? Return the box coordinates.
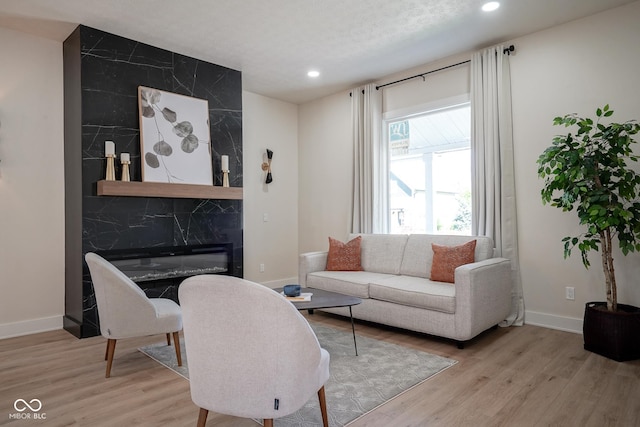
[281,292,313,302]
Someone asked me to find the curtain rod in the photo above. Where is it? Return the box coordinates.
[375,44,515,91]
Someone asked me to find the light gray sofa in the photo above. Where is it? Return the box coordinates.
[299,233,512,347]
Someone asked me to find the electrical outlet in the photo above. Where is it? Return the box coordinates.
[565,286,575,300]
[260,263,265,273]
[263,213,269,222]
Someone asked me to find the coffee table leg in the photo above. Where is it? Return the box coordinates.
[349,306,358,356]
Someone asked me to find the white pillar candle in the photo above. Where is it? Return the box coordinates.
[105,141,115,156]
[121,152,130,163]
[221,155,229,171]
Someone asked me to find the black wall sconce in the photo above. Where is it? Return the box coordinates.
[261,149,273,184]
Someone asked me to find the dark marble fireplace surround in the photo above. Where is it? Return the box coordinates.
[63,25,243,338]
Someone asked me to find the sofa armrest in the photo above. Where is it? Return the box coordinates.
[453,257,512,340]
[298,251,328,287]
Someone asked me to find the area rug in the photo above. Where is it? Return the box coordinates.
[139,323,457,426]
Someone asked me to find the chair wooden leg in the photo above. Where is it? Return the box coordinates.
[318,386,328,427]
[166,333,171,346]
[104,340,109,361]
[105,339,117,378]
[173,331,183,366]
[196,408,208,427]
[263,419,273,427]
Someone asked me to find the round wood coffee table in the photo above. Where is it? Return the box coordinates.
[275,287,362,355]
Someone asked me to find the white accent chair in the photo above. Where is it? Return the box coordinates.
[85,252,183,378]
[179,275,330,427]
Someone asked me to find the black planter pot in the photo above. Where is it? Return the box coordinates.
[583,302,640,362]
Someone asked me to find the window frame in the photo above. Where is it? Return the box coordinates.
[382,94,471,234]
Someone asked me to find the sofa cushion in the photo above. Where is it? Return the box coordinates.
[368,275,456,313]
[307,271,395,299]
[430,239,477,283]
[326,236,363,271]
[349,233,408,275]
[399,234,495,278]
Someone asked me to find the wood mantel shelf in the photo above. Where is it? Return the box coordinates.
[97,180,243,200]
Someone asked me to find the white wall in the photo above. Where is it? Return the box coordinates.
[242,91,299,287]
[0,27,65,338]
[381,52,471,113]
[3,1,640,338]
[510,0,640,331]
[298,91,353,253]
[297,1,640,333]
[0,27,301,338]
[297,54,472,254]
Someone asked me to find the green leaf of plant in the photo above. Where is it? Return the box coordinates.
[538,104,640,303]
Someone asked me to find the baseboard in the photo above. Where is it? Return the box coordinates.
[525,310,583,334]
[0,315,63,340]
[259,277,299,289]
[0,309,584,339]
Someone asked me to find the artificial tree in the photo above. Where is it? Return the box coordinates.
[537,105,640,312]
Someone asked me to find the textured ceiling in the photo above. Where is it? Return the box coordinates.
[0,0,636,104]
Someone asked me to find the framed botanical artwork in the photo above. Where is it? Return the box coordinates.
[138,86,213,185]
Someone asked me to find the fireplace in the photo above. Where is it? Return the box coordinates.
[96,243,233,285]
[62,25,243,339]
[72,241,241,339]
[80,243,234,334]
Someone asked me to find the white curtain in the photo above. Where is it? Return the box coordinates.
[471,45,524,326]
[351,83,385,234]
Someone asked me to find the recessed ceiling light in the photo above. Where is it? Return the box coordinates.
[307,70,320,78]
[482,2,500,12]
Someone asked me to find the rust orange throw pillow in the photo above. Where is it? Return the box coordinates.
[430,240,477,283]
[326,236,364,271]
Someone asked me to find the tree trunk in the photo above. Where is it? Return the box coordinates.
[601,228,617,311]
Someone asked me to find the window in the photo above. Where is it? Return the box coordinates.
[386,101,471,234]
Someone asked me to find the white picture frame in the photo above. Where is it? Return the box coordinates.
[138,86,213,185]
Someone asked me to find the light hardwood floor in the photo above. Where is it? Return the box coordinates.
[1,313,638,426]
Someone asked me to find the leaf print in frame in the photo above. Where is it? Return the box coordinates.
[138,86,212,185]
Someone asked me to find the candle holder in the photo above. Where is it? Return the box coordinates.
[121,159,130,182]
[105,154,116,181]
[222,169,230,187]
[221,154,230,187]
